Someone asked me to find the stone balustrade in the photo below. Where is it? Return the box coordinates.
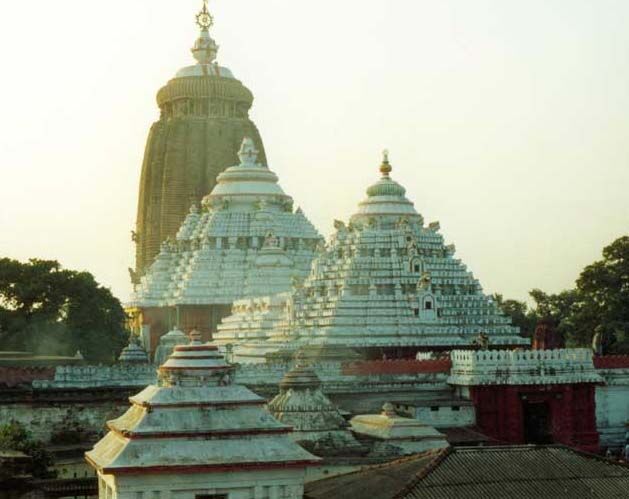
[32,364,156,389]
[448,348,603,386]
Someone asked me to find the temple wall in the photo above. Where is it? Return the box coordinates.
[595,367,629,450]
[0,388,134,443]
[393,402,476,428]
[104,468,304,499]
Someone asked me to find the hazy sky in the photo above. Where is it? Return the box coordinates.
[1,0,628,304]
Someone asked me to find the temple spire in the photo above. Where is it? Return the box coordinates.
[191,0,219,65]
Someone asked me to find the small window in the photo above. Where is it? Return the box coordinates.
[413,308,419,317]
[430,406,439,412]
[452,405,460,411]
[414,264,420,272]
[425,300,433,310]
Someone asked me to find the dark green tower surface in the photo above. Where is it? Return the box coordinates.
[133,11,267,280]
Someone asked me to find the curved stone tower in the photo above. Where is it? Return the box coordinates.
[133,2,266,280]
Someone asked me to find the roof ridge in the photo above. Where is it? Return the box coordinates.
[393,446,452,499]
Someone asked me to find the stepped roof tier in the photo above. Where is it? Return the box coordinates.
[133,1,268,278]
[153,326,189,365]
[118,336,149,364]
[86,333,318,487]
[214,152,527,361]
[130,138,322,308]
[267,356,364,456]
[350,403,449,455]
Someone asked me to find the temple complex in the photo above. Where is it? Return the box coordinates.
[215,153,527,362]
[128,138,322,353]
[133,0,267,280]
[86,334,318,498]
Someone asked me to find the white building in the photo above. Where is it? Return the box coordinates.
[86,333,318,498]
[215,152,527,362]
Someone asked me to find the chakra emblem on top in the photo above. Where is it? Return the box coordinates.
[196,0,214,30]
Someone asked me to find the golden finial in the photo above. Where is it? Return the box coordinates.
[196,0,214,30]
[380,148,392,177]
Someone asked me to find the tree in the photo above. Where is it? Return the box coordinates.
[0,421,55,479]
[0,258,128,362]
[573,236,629,352]
[521,236,629,351]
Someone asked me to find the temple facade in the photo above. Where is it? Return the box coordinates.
[128,138,322,353]
[133,0,267,280]
[214,153,527,362]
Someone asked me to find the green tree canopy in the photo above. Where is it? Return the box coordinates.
[0,258,127,362]
[494,236,629,352]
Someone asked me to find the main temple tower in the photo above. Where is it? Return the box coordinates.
[133,1,266,280]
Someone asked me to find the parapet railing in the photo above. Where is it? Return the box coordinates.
[448,348,603,386]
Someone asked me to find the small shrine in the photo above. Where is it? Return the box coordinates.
[86,333,318,498]
[117,336,149,364]
[267,356,364,456]
[350,403,449,455]
[153,326,189,365]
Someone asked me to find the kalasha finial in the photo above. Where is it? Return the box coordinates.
[196,0,214,30]
[191,0,219,64]
[380,149,392,177]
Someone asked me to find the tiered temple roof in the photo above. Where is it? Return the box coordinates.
[130,138,322,308]
[118,336,149,364]
[215,152,527,361]
[267,357,363,456]
[153,326,189,365]
[86,334,317,480]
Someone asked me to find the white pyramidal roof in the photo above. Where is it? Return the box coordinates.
[86,334,318,474]
[214,152,527,361]
[267,359,363,454]
[130,138,322,307]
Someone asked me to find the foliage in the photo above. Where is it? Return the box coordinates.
[0,258,128,362]
[496,236,629,352]
[0,421,55,479]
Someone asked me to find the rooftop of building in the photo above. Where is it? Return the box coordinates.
[304,445,629,499]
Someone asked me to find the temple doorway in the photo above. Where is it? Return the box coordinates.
[523,400,552,444]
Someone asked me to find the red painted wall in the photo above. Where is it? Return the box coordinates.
[470,383,599,453]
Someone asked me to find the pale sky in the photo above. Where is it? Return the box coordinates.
[0,0,628,305]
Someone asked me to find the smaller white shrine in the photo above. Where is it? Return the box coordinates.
[350,403,449,456]
[86,332,318,499]
[117,336,149,364]
[153,326,189,365]
[267,356,364,456]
